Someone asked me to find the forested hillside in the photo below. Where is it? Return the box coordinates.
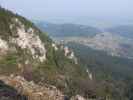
[66,42,133,100]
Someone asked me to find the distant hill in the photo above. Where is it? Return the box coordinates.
[35,21,133,59]
[107,25,133,38]
[35,21,102,37]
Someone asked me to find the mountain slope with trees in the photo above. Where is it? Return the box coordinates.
[0,7,91,99]
[66,42,133,100]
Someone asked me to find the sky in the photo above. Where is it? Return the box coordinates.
[0,0,133,26]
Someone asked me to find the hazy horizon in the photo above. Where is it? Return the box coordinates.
[1,0,133,26]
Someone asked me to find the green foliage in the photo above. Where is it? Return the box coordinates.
[31,45,88,97]
[0,53,19,75]
[0,7,12,40]
[67,42,133,80]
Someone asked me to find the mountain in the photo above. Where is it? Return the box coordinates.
[35,21,133,99]
[0,7,92,100]
[35,21,133,59]
[1,7,133,100]
[35,21,102,37]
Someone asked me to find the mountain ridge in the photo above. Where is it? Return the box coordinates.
[35,21,102,37]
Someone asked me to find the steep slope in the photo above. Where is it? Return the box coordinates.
[0,7,90,99]
[0,7,48,75]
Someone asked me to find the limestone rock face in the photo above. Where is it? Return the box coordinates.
[71,95,86,100]
[8,18,47,62]
[64,46,78,64]
[0,38,8,54]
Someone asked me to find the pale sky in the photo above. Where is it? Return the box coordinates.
[0,0,133,25]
